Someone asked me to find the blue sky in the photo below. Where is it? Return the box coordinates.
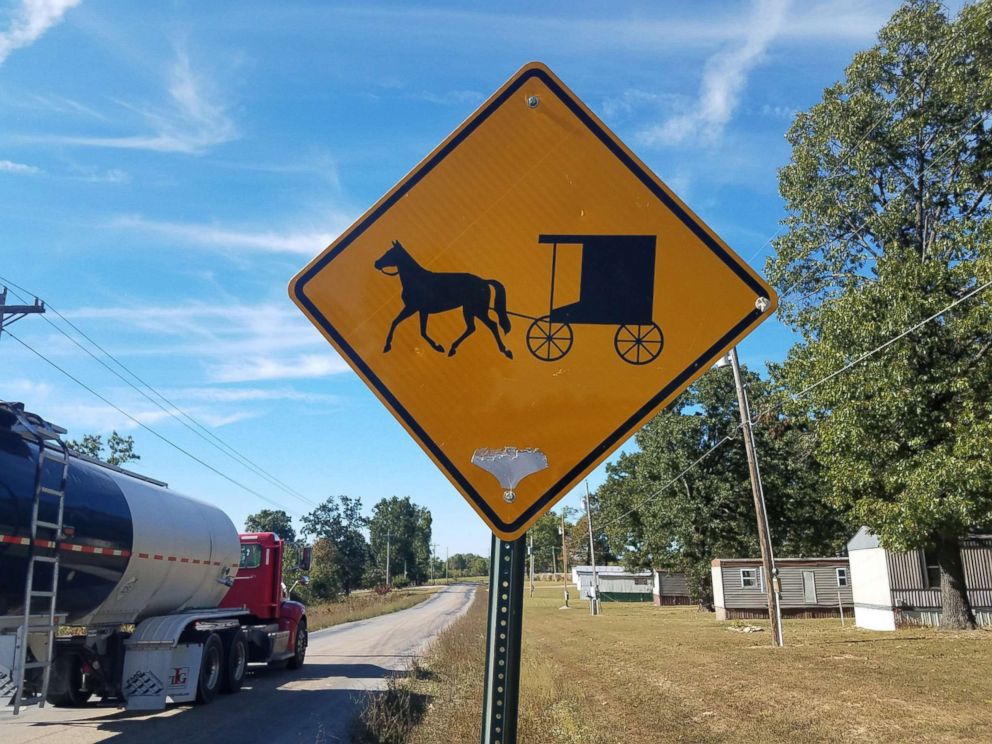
[0,0,909,555]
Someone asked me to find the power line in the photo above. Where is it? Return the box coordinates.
[1,326,304,518]
[599,278,992,531]
[0,277,319,510]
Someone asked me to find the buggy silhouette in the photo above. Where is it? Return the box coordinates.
[524,234,663,365]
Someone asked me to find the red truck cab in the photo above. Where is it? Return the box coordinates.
[220,533,308,667]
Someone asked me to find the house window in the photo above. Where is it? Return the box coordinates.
[633,577,651,586]
[836,568,848,587]
[922,551,941,589]
[740,568,758,588]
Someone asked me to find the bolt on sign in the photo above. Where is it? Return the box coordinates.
[290,62,777,540]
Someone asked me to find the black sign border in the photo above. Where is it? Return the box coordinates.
[292,66,768,535]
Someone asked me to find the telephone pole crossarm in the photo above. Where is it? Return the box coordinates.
[0,289,46,340]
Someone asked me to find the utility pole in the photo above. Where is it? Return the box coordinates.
[726,347,783,647]
[560,509,570,605]
[385,530,391,588]
[445,546,449,581]
[551,546,557,580]
[0,288,45,343]
[584,483,600,616]
[432,542,440,584]
[528,533,535,597]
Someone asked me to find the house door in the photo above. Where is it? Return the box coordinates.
[802,571,817,603]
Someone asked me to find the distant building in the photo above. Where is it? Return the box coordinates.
[571,565,627,592]
[711,557,853,621]
[572,566,652,602]
[653,570,692,606]
[847,527,992,630]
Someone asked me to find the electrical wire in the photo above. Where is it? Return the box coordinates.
[598,278,992,531]
[0,277,319,509]
[1,326,304,518]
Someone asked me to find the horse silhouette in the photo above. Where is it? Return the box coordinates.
[374,240,513,359]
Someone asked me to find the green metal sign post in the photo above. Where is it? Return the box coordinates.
[480,534,526,744]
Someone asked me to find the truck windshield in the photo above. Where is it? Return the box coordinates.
[240,544,262,569]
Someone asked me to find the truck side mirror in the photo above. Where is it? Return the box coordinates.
[299,546,312,571]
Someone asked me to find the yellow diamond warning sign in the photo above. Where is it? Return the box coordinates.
[290,62,777,540]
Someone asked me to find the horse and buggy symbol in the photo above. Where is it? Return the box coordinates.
[374,234,663,366]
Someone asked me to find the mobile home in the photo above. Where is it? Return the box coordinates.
[653,570,693,606]
[711,558,853,621]
[847,527,992,630]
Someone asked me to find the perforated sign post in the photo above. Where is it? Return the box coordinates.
[290,62,777,744]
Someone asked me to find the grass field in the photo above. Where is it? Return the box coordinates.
[391,582,992,744]
[306,587,438,631]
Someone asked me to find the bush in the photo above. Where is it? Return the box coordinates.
[392,575,412,589]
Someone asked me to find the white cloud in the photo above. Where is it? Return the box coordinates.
[640,0,791,148]
[0,0,81,65]
[164,386,339,404]
[408,89,485,107]
[108,214,346,256]
[0,158,42,174]
[206,354,350,383]
[43,47,236,154]
[64,302,350,383]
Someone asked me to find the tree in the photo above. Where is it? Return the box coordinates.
[307,537,341,601]
[301,495,370,594]
[67,431,140,466]
[368,496,433,585]
[767,0,992,628]
[527,510,571,573]
[244,509,296,544]
[597,365,849,605]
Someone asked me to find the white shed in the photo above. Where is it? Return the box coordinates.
[847,526,992,630]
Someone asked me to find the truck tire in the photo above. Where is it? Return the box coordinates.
[46,654,92,707]
[287,619,307,670]
[221,630,247,693]
[195,633,223,704]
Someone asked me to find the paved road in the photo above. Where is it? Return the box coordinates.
[3,584,476,744]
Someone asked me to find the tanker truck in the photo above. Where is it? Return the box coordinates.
[0,402,309,714]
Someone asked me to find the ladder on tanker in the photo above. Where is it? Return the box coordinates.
[0,403,68,715]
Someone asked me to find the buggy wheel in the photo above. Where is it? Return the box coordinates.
[526,316,573,361]
[614,323,663,365]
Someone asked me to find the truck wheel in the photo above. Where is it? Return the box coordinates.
[46,655,92,707]
[195,633,223,704]
[287,619,308,670]
[221,630,247,693]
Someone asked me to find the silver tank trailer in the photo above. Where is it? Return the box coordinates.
[0,424,240,626]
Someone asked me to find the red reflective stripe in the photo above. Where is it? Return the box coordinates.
[153,555,164,561]
[1,533,131,558]
[138,552,149,559]
[179,558,189,563]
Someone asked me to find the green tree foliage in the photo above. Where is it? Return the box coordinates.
[67,431,140,466]
[307,537,341,601]
[767,0,992,628]
[301,495,370,594]
[568,510,616,569]
[244,509,296,544]
[443,553,489,578]
[527,510,572,574]
[369,496,432,585]
[597,366,849,604]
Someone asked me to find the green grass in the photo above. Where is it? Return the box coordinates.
[306,587,439,631]
[379,582,992,744]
